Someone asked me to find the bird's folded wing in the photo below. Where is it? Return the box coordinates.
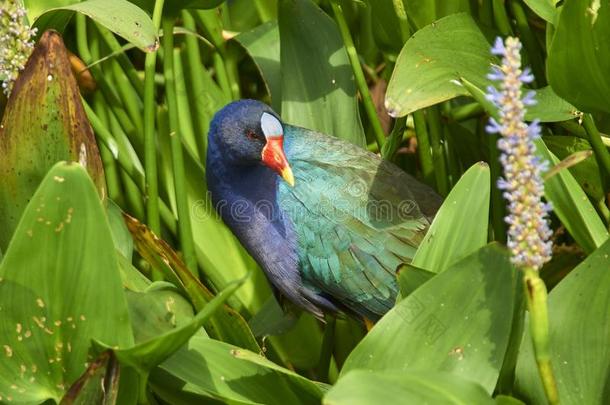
[279,127,435,318]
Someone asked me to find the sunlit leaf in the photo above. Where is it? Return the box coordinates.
[548,0,610,113]
[26,0,158,51]
[151,336,327,404]
[325,370,493,405]
[343,244,515,394]
[278,0,366,147]
[411,162,490,274]
[0,163,133,403]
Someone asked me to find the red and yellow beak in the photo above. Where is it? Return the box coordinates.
[261,136,295,187]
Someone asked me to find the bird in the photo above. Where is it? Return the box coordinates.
[206,99,441,322]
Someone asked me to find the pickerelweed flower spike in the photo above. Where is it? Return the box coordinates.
[0,0,37,96]
[486,36,553,271]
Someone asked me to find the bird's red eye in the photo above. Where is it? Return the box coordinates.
[246,130,260,140]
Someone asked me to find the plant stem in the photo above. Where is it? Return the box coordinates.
[582,114,610,193]
[182,11,211,160]
[330,0,386,149]
[413,110,434,186]
[427,106,449,195]
[492,0,513,36]
[509,0,546,86]
[523,267,559,405]
[143,0,165,236]
[447,102,485,122]
[162,18,199,275]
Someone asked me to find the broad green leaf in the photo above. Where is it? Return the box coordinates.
[342,244,515,394]
[366,0,405,53]
[515,237,610,404]
[0,163,133,403]
[411,162,490,274]
[535,138,608,253]
[525,86,579,122]
[0,30,105,253]
[279,0,366,147]
[460,78,609,253]
[27,0,158,51]
[235,21,281,112]
[96,279,243,375]
[544,136,604,202]
[386,14,576,120]
[130,0,225,14]
[60,351,120,405]
[548,0,610,113]
[125,282,201,344]
[405,0,472,29]
[396,264,435,298]
[385,13,492,117]
[325,370,493,405]
[523,0,560,24]
[151,336,326,404]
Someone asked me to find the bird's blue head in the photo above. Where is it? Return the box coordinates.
[208,100,294,186]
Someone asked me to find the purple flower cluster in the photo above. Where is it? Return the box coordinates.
[486,37,552,270]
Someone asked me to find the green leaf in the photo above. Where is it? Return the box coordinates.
[515,237,610,404]
[325,370,494,405]
[107,200,133,260]
[405,0,472,29]
[150,336,326,404]
[523,0,559,24]
[366,0,405,53]
[396,264,435,298]
[385,13,492,117]
[96,278,243,374]
[411,162,490,274]
[342,244,515,394]
[125,282,201,344]
[548,0,610,113]
[535,138,608,253]
[27,0,158,51]
[279,0,366,147]
[544,136,604,202]
[525,86,579,123]
[0,162,133,403]
[235,21,281,112]
[387,14,577,120]
[0,30,105,253]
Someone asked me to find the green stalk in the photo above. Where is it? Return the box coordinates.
[447,102,485,122]
[583,114,610,192]
[95,23,145,97]
[76,14,140,150]
[391,0,411,41]
[182,11,211,159]
[317,316,336,383]
[254,0,276,22]
[93,91,123,204]
[413,110,434,186]
[85,101,178,236]
[509,0,546,86]
[172,47,198,156]
[144,0,166,235]
[330,0,386,149]
[492,0,513,36]
[162,18,198,275]
[110,58,144,131]
[487,126,507,243]
[523,267,559,405]
[427,106,449,195]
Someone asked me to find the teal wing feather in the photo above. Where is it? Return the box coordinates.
[278,125,440,319]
